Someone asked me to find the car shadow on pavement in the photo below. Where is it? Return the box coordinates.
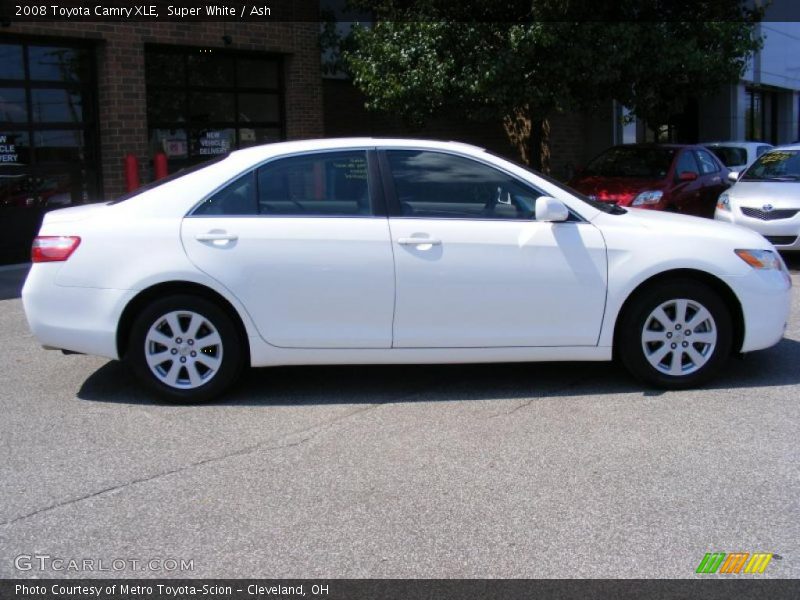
[0,264,29,301]
[77,337,800,407]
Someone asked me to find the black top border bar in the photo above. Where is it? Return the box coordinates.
[2,0,800,22]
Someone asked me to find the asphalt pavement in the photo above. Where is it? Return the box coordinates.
[0,260,798,578]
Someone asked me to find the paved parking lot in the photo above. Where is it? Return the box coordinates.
[1,258,799,578]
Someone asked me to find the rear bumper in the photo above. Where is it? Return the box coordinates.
[21,264,133,360]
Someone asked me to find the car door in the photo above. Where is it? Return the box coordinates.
[694,148,727,216]
[380,149,608,348]
[181,149,395,348]
[671,150,704,215]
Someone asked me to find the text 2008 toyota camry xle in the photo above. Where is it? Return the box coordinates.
[22,139,792,402]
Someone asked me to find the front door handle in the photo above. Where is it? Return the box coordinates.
[196,232,238,242]
[397,237,442,246]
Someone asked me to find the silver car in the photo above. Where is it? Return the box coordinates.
[715,145,800,251]
[704,141,773,173]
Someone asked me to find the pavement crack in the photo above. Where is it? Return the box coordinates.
[487,375,597,418]
[1,404,381,528]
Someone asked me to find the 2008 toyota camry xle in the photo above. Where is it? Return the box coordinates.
[22,138,792,402]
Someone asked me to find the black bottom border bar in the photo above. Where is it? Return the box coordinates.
[2,579,800,600]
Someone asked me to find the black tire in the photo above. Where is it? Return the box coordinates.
[616,279,732,389]
[126,294,245,402]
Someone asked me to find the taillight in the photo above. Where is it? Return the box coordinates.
[31,236,81,263]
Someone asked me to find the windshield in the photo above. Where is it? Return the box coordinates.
[707,146,747,167]
[108,155,229,204]
[741,150,800,182]
[483,150,625,214]
[582,146,675,179]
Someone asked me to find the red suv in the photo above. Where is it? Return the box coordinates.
[568,144,730,217]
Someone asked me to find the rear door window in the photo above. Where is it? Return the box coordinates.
[256,151,371,216]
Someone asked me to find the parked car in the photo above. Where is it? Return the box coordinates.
[715,145,800,251]
[568,144,730,217]
[703,141,773,173]
[22,138,791,402]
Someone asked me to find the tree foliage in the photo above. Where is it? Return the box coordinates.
[339,1,763,172]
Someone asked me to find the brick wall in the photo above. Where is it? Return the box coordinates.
[4,20,324,197]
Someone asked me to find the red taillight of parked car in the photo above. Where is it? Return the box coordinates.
[31,236,81,263]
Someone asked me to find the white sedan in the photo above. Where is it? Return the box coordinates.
[715,145,800,251]
[22,138,792,402]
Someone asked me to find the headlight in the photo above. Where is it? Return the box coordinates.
[631,190,663,206]
[735,249,782,270]
[716,192,730,211]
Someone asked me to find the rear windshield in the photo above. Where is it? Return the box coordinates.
[707,146,747,167]
[108,155,229,204]
[741,150,800,182]
[583,146,675,179]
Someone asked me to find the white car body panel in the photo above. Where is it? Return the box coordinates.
[21,138,791,372]
[594,208,791,352]
[388,218,607,347]
[181,216,396,348]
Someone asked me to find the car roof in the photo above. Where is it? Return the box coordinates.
[613,143,701,150]
[703,141,774,148]
[228,137,487,163]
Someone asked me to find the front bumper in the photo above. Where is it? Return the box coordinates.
[715,207,800,250]
[723,267,792,353]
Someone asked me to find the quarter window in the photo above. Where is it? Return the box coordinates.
[192,172,256,216]
[386,150,542,219]
[257,151,370,216]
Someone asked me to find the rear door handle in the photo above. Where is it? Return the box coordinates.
[196,232,238,242]
[397,237,441,246]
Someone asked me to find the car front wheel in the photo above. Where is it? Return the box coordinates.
[126,295,244,402]
[617,280,733,389]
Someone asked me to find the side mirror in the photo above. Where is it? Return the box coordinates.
[535,196,570,222]
[678,171,698,182]
[728,171,740,183]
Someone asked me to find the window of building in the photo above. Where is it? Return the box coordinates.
[145,45,285,174]
[745,87,778,144]
[0,39,98,265]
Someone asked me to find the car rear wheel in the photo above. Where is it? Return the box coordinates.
[126,295,244,402]
[617,280,732,389]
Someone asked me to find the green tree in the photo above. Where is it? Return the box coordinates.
[341,1,763,173]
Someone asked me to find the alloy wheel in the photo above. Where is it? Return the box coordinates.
[640,298,718,376]
[144,310,223,389]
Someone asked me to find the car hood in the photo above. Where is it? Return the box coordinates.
[728,181,800,209]
[607,206,770,247]
[570,176,665,205]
